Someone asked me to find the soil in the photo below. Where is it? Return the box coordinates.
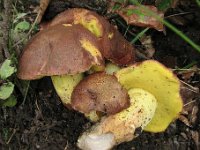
[0,0,200,150]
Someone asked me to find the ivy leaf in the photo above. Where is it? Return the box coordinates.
[2,95,17,107]
[0,59,16,79]
[14,21,30,32]
[0,82,14,100]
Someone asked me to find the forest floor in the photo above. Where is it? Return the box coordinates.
[0,0,200,149]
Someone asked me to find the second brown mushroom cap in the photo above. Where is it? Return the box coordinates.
[71,73,130,115]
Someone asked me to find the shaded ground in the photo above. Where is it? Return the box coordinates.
[0,0,200,150]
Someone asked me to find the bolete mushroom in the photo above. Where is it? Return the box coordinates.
[41,8,135,65]
[71,72,130,121]
[17,24,104,105]
[77,60,183,150]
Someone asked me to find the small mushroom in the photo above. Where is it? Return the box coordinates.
[77,60,183,149]
[71,72,130,121]
[41,8,135,65]
[17,24,104,105]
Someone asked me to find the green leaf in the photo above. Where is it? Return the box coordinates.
[126,9,144,17]
[114,0,126,3]
[131,27,149,44]
[112,4,121,11]
[0,82,14,100]
[0,59,16,79]
[197,0,200,6]
[126,9,145,21]
[14,21,30,32]
[156,0,172,11]
[2,95,17,107]
[128,0,140,5]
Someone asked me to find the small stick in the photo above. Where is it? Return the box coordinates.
[1,0,12,59]
[6,128,17,145]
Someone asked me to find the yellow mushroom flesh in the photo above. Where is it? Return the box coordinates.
[77,88,157,150]
[74,12,103,38]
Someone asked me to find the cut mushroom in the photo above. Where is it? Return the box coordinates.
[17,24,104,106]
[77,60,183,150]
[71,72,130,121]
[41,8,135,65]
[77,88,157,150]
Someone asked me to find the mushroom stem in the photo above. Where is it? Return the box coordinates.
[77,88,157,150]
[105,62,120,75]
[51,74,83,105]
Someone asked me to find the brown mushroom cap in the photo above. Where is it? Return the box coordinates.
[71,72,130,114]
[17,24,104,80]
[41,8,135,65]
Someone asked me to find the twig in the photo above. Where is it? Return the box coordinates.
[6,128,16,145]
[22,81,30,105]
[1,0,12,58]
[180,80,199,93]
[37,0,51,24]
[184,99,197,107]
[165,12,192,19]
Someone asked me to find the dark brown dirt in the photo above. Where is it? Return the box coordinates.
[0,0,200,150]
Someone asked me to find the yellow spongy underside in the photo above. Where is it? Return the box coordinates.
[116,60,183,132]
[51,74,83,105]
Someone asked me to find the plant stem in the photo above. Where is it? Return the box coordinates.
[130,27,149,44]
[161,20,200,53]
[137,4,200,53]
[196,0,200,6]
[22,81,30,105]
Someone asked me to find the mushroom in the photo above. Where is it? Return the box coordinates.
[71,72,130,121]
[77,60,183,150]
[41,8,135,65]
[116,60,183,132]
[17,24,104,105]
[105,62,120,75]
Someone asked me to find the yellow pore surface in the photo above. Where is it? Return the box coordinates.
[116,60,183,132]
[51,74,83,105]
